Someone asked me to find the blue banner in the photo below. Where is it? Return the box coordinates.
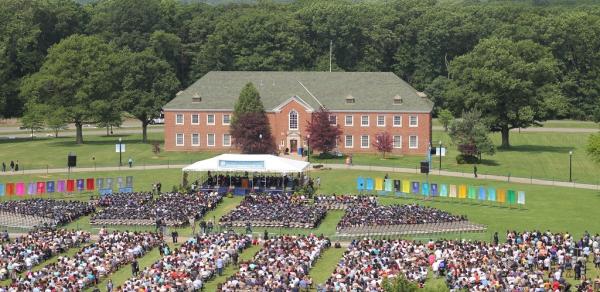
[431,183,438,196]
[76,179,84,191]
[478,187,486,201]
[218,160,265,170]
[366,178,374,191]
[357,177,365,190]
[421,183,429,196]
[411,182,419,194]
[46,181,55,193]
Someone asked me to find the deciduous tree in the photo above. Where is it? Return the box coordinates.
[448,109,495,162]
[586,133,600,164]
[437,109,454,132]
[372,132,394,158]
[20,102,45,140]
[305,107,342,154]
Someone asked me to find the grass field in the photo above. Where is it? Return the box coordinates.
[432,119,599,129]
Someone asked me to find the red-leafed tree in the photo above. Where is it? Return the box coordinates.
[373,132,394,158]
[306,107,342,154]
[230,83,276,154]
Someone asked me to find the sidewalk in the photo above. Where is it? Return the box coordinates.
[1,163,598,191]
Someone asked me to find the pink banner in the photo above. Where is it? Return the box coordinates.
[57,180,66,193]
[36,182,46,194]
[15,183,25,196]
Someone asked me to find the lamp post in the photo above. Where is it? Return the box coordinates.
[569,150,573,182]
[307,134,310,163]
[439,140,442,172]
[118,138,122,166]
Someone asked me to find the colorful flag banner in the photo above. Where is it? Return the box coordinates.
[0,183,4,196]
[36,182,46,194]
[497,189,506,203]
[507,190,516,204]
[125,176,133,188]
[46,181,55,193]
[57,180,66,193]
[431,183,438,196]
[488,188,496,201]
[16,182,25,196]
[96,178,104,190]
[478,187,486,201]
[375,178,383,191]
[402,180,410,193]
[76,179,84,191]
[517,191,526,205]
[421,183,429,196]
[66,180,75,192]
[458,185,467,199]
[449,185,457,198]
[357,177,365,190]
[384,179,393,192]
[28,183,35,195]
[440,184,448,197]
[6,183,15,196]
[86,178,94,191]
[117,177,123,189]
[106,178,114,189]
[366,178,374,191]
[241,179,249,189]
[411,182,419,194]
[467,186,476,199]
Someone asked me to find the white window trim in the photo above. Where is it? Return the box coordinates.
[345,135,353,148]
[191,114,200,125]
[207,114,215,125]
[393,115,402,127]
[393,135,402,149]
[409,115,418,127]
[377,115,385,127]
[176,114,184,125]
[223,134,231,147]
[409,135,418,149]
[345,115,353,126]
[289,110,299,130]
[191,133,200,146]
[361,135,369,148]
[207,133,216,147]
[361,115,369,127]
[176,133,184,146]
[222,114,231,125]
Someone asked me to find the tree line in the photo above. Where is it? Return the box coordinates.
[2,0,600,144]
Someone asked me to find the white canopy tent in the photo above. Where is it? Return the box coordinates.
[182,154,309,174]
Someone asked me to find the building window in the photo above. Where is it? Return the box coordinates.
[207,134,215,146]
[223,134,231,146]
[361,115,369,127]
[222,114,231,125]
[329,115,337,125]
[191,114,199,125]
[176,114,184,125]
[393,115,402,127]
[361,135,369,148]
[377,115,385,127]
[191,133,200,146]
[345,115,353,126]
[176,133,184,146]
[409,115,418,127]
[393,135,402,148]
[345,135,353,148]
[207,114,215,125]
[289,110,298,130]
[409,135,418,149]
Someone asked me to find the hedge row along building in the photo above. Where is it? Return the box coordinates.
[163,71,433,155]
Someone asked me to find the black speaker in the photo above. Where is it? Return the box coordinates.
[68,154,77,167]
[430,148,437,155]
[420,161,429,174]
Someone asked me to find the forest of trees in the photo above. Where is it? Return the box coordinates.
[2,0,600,126]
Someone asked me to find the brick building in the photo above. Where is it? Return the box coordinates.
[163,71,433,155]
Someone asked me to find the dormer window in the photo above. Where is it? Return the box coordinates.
[345,95,355,104]
[192,93,201,103]
[393,95,403,105]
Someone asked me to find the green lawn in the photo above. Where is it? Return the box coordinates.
[432,118,599,129]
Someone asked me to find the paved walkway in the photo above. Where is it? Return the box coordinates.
[1,163,598,191]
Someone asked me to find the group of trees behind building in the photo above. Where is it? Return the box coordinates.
[2,0,600,145]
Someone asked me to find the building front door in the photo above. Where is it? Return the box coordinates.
[290,139,298,153]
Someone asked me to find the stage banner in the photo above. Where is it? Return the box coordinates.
[57,180,66,193]
[16,182,25,196]
[517,191,526,205]
[46,181,55,193]
[106,178,114,189]
[366,178,374,191]
[449,185,457,198]
[402,180,410,193]
[487,188,497,201]
[117,177,123,189]
[497,189,506,203]
[357,177,365,190]
[440,184,448,197]
[76,179,84,192]
[36,182,46,194]
[507,190,516,204]
[384,179,393,192]
[6,183,15,196]
[66,180,75,192]
[421,183,429,196]
[86,178,94,191]
[478,187,486,201]
[393,180,400,191]
[458,185,467,199]
[27,183,35,195]
[467,186,476,199]
[431,184,438,196]
[411,181,419,194]
[96,178,104,190]
[375,178,383,191]
[0,183,4,196]
[126,176,133,188]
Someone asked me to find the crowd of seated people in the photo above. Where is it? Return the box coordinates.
[337,203,467,230]
[96,192,153,208]
[91,192,223,226]
[2,229,161,291]
[323,231,600,292]
[119,233,253,291]
[219,193,327,228]
[314,194,377,210]
[0,229,91,281]
[219,234,330,291]
[0,199,94,226]
[201,172,301,190]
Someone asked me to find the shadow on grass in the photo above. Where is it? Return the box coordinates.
[497,144,573,153]
[48,137,161,147]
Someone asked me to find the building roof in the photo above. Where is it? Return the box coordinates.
[163,71,433,112]
[182,154,309,174]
